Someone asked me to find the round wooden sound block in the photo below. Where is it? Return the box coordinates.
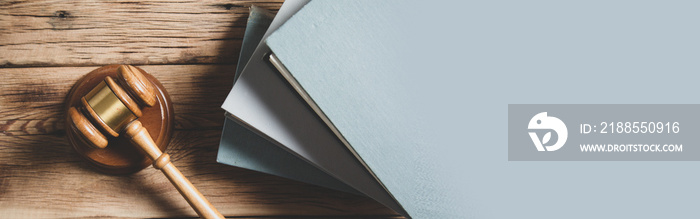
[65,65,174,174]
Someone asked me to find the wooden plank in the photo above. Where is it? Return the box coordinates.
[0,65,237,135]
[0,1,406,217]
[0,129,397,218]
[0,0,283,67]
[0,65,401,218]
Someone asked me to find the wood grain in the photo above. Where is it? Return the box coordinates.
[0,129,397,218]
[0,0,405,218]
[0,0,283,67]
[125,120,224,219]
[0,65,235,135]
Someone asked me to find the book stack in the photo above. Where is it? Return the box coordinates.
[218,1,465,218]
[220,1,700,218]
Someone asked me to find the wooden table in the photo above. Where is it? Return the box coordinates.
[0,1,401,218]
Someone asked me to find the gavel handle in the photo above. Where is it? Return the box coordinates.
[125,120,224,219]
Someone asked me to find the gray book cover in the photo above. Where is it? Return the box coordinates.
[266,1,458,218]
[220,0,406,216]
[217,3,359,194]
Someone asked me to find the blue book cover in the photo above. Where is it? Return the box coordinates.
[218,115,359,194]
[268,0,700,219]
[266,1,459,218]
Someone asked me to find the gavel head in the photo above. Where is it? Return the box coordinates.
[65,65,173,174]
[70,65,156,148]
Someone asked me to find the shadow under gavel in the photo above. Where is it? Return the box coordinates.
[66,65,224,219]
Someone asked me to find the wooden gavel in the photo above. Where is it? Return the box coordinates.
[67,65,224,219]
